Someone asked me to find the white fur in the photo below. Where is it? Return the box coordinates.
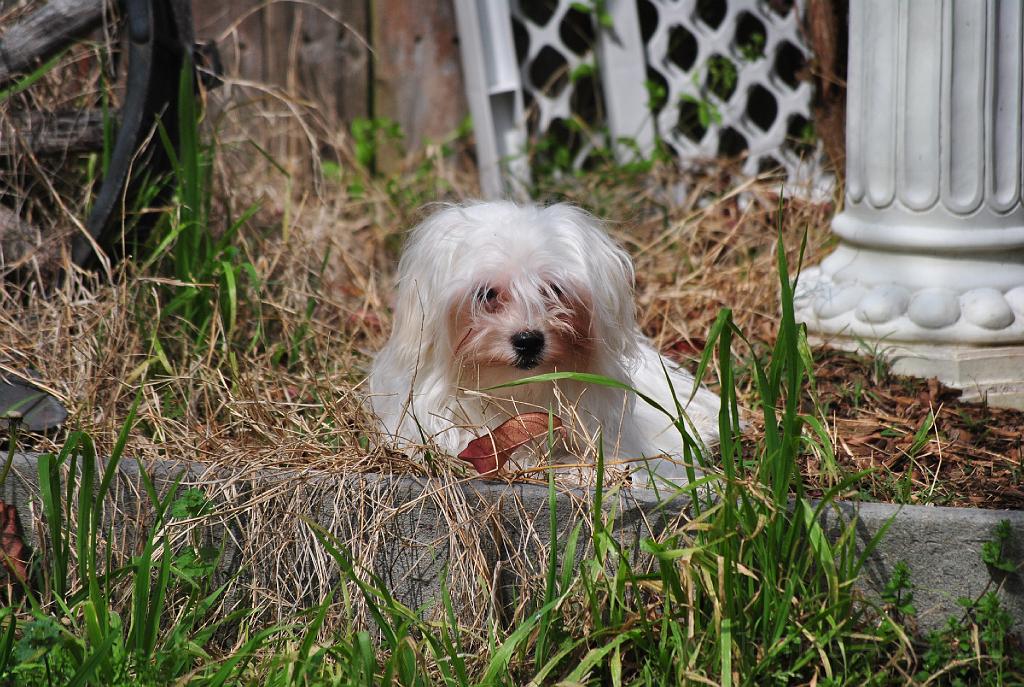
[368,201,721,483]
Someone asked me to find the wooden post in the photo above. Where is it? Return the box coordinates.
[370,0,467,171]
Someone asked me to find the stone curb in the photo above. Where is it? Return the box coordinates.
[2,453,1021,633]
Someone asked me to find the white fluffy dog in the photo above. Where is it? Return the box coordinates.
[368,201,721,482]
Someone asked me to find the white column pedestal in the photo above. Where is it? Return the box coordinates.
[796,0,1024,408]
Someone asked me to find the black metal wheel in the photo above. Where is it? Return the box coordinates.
[0,0,218,273]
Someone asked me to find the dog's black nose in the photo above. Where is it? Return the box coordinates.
[511,330,545,366]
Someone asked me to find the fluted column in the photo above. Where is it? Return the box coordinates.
[796,0,1024,407]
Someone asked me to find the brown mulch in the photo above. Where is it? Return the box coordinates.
[801,349,1024,509]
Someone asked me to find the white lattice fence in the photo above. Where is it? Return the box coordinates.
[455,0,827,197]
[646,0,815,176]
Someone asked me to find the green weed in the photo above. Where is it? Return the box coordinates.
[142,59,262,359]
[912,521,1024,685]
[1,398,279,685]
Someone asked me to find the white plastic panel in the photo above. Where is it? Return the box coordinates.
[455,0,827,196]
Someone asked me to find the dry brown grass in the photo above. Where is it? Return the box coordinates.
[0,2,822,483]
[2,156,828,470]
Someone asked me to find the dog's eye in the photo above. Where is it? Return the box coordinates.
[476,287,499,304]
[547,283,564,300]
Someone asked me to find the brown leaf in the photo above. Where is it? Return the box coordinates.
[845,433,880,447]
[458,413,564,475]
[0,501,28,585]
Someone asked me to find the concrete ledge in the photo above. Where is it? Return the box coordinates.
[821,501,1024,629]
[1,453,1021,633]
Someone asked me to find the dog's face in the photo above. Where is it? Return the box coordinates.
[385,202,640,391]
[450,268,593,385]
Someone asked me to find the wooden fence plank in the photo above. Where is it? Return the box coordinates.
[195,0,460,164]
[370,0,466,170]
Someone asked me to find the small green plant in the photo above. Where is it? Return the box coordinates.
[531,124,581,179]
[706,54,738,100]
[909,520,1024,685]
[801,412,843,485]
[678,53,740,132]
[0,399,287,685]
[881,560,917,621]
[905,410,936,461]
[570,0,613,29]
[143,59,262,360]
[982,520,1017,574]
[345,115,466,212]
[569,61,596,83]
[854,336,895,386]
[737,32,766,62]
[918,590,1022,685]
[798,120,816,145]
[680,91,722,128]
[644,78,667,112]
[850,377,865,408]
[350,116,404,171]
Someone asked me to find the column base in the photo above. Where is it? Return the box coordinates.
[798,258,1024,409]
[794,263,1024,345]
[796,256,1024,410]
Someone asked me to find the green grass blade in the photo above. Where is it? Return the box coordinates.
[206,626,283,686]
[96,391,140,503]
[75,434,95,575]
[536,455,560,670]
[559,521,583,594]
[0,611,15,677]
[528,635,590,685]
[798,499,838,602]
[144,531,174,658]
[478,595,564,686]
[292,587,335,683]
[438,573,470,686]
[220,202,262,245]
[65,630,116,687]
[304,518,410,647]
[720,617,733,687]
[219,261,238,337]
[563,629,640,683]
[690,309,730,404]
[0,48,67,102]
[355,630,377,683]
[38,445,73,600]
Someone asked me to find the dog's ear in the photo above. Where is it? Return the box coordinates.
[370,205,471,443]
[542,204,640,361]
[376,207,459,375]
